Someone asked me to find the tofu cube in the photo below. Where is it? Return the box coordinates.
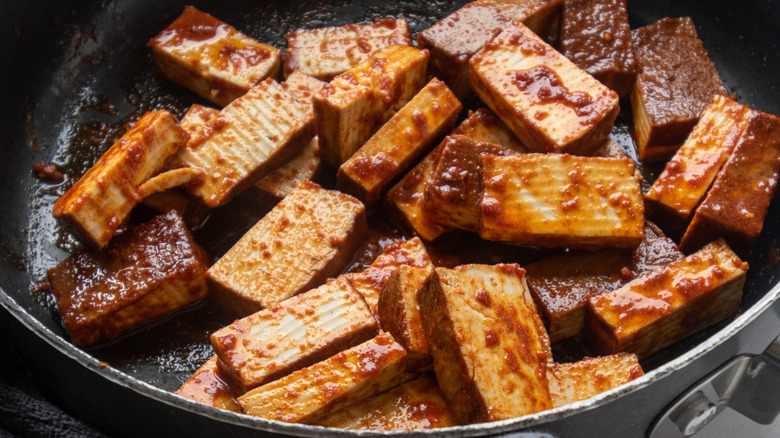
[237,332,408,424]
[47,211,209,346]
[148,6,281,107]
[479,154,645,249]
[174,356,241,412]
[207,180,367,316]
[337,78,462,208]
[469,21,620,156]
[547,353,644,408]
[585,239,748,358]
[53,110,188,250]
[284,18,412,80]
[418,264,553,424]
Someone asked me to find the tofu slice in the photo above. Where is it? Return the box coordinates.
[418,264,553,424]
[337,78,462,208]
[418,0,563,98]
[281,69,327,107]
[469,21,620,156]
[631,17,728,161]
[174,356,241,412]
[680,111,780,255]
[237,332,408,424]
[47,211,209,347]
[547,353,644,408]
[284,18,412,81]
[585,239,748,358]
[313,374,457,430]
[207,180,367,316]
[645,96,754,240]
[479,154,645,249]
[377,265,435,371]
[53,110,188,250]
[172,78,315,207]
[210,276,378,393]
[449,107,529,152]
[313,44,429,167]
[148,6,281,107]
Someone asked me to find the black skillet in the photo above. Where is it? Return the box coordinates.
[1,0,779,437]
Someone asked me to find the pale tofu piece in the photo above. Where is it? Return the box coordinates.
[480,154,644,249]
[281,70,327,107]
[210,276,378,393]
[450,107,529,152]
[547,354,644,408]
[207,180,367,316]
[174,356,241,412]
[645,96,753,240]
[171,78,315,207]
[148,6,281,107]
[313,374,457,430]
[585,239,748,359]
[469,21,620,156]
[377,265,435,371]
[284,18,412,80]
[313,45,429,167]
[237,332,408,424]
[418,264,553,424]
[337,78,462,208]
[345,237,432,317]
[53,110,188,250]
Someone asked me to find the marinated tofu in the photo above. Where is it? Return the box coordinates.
[207,180,367,315]
[631,17,728,161]
[559,0,637,97]
[171,78,315,207]
[148,6,282,107]
[281,70,327,107]
[479,154,644,249]
[337,78,462,208]
[284,18,412,81]
[418,0,562,98]
[470,22,620,156]
[547,353,644,408]
[313,45,429,166]
[419,264,553,424]
[680,111,780,255]
[585,239,747,358]
[237,332,408,424]
[211,276,378,392]
[53,110,188,250]
[174,356,241,412]
[47,211,209,347]
[314,374,457,430]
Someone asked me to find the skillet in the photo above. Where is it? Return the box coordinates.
[1,0,779,436]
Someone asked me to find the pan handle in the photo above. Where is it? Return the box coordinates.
[648,332,780,437]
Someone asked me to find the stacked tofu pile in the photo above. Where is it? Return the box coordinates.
[45,0,780,432]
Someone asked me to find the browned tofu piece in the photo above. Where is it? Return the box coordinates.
[237,332,408,424]
[337,78,462,208]
[418,0,562,98]
[450,107,529,152]
[645,96,754,240]
[631,17,729,161]
[470,22,620,156]
[314,374,457,430]
[480,154,644,249]
[211,276,378,392]
[313,45,429,167]
[281,69,326,107]
[148,6,281,107]
[377,265,435,371]
[585,239,747,358]
[284,18,412,81]
[419,264,553,424]
[207,180,367,315]
[171,78,315,207]
[52,110,188,250]
[47,211,208,347]
[680,111,780,255]
[547,354,643,408]
[174,356,241,412]
[526,223,683,343]
[559,0,637,97]
[345,237,433,317]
